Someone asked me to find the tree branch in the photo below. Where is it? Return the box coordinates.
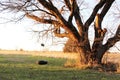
[64,0,71,10]
[38,0,61,18]
[84,0,106,31]
[66,0,83,36]
[105,25,120,49]
[68,0,74,23]
[94,14,107,38]
[38,0,81,42]
[72,0,84,36]
[26,13,57,24]
[94,0,115,31]
[100,0,115,21]
[92,0,115,52]
[54,32,69,38]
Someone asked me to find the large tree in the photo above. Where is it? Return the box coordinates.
[0,0,120,65]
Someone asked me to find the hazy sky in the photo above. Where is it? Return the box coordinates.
[0,13,64,51]
[0,0,119,52]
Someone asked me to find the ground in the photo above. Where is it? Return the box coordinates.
[0,50,120,80]
[0,50,120,63]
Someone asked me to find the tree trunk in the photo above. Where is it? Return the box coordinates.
[64,39,108,65]
[76,46,105,65]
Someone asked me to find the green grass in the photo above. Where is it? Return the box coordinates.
[0,54,120,80]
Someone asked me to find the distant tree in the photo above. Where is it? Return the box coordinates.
[0,0,120,66]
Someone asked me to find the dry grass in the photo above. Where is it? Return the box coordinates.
[102,53,120,73]
[0,50,78,59]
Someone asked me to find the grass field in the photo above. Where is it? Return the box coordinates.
[0,50,120,80]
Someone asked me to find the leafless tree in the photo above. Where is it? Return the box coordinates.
[0,0,120,66]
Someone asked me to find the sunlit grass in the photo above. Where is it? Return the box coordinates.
[0,53,120,80]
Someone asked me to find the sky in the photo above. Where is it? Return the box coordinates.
[0,14,64,51]
[0,0,119,52]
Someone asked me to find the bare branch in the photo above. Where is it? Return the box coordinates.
[37,0,60,17]
[64,0,71,10]
[48,0,54,5]
[38,0,81,42]
[94,14,107,38]
[104,25,120,50]
[72,0,84,36]
[28,3,55,16]
[37,0,66,25]
[84,0,106,31]
[26,13,55,24]
[26,12,71,38]
[100,0,115,21]
[68,0,74,23]
[54,32,69,38]
[0,0,29,12]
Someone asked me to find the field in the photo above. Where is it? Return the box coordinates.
[0,50,120,80]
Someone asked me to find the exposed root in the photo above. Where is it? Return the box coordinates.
[87,62,119,73]
[64,59,120,73]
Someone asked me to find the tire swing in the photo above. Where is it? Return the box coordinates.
[37,36,48,65]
